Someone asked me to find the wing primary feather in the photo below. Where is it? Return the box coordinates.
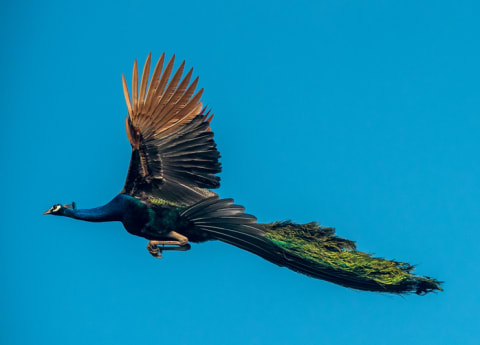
[139,52,151,111]
[152,54,176,112]
[206,113,214,132]
[132,59,139,116]
[203,108,211,117]
[145,53,165,112]
[122,74,133,118]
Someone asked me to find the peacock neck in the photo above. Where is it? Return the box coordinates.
[63,194,130,222]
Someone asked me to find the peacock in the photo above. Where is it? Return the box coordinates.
[44,53,442,295]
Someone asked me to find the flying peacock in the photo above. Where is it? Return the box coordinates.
[44,53,442,295]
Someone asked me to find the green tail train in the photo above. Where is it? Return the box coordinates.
[263,222,441,294]
[180,197,442,295]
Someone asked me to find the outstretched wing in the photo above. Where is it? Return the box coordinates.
[121,53,221,206]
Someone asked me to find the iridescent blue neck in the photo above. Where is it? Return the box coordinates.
[63,194,132,222]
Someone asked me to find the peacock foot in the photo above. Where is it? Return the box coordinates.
[146,241,163,259]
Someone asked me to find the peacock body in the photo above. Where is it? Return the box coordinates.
[44,53,441,295]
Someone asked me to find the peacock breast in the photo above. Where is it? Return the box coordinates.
[121,199,181,239]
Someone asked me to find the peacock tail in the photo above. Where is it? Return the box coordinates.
[180,197,442,295]
[263,221,442,295]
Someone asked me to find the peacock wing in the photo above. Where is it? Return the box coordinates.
[121,53,221,206]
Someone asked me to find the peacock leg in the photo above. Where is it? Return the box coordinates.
[146,231,190,259]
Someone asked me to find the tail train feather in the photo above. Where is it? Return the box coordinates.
[263,221,442,295]
[181,197,442,295]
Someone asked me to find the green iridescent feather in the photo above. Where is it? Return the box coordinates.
[263,222,442,294]
[149,198,180,207]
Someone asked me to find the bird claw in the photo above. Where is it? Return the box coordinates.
[147,242,163,259]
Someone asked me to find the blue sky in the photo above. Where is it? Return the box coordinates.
[2,1,479,344]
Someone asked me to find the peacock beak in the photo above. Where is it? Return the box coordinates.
[43,209,52,215]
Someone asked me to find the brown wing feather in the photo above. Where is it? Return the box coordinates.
[138,54,151,106]
[144,53,165,114]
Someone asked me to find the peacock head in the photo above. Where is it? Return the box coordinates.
[43,202,76,216]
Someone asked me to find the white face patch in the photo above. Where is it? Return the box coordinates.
[52,205,62,212]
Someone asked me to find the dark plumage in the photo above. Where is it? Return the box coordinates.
[44,53,442,295]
